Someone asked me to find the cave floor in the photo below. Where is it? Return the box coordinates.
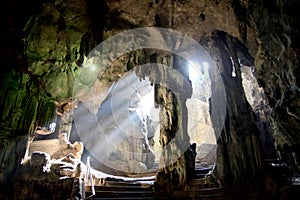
[85,161,223,199]
[85,162,300,200]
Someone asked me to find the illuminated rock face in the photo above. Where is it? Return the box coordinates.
[153,74,192,191]
[0,0,300,198]
[29,133,83,160]
[13,149,82,199]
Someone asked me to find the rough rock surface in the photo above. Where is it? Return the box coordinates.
[0,0,300,198]
[12,152,81,200]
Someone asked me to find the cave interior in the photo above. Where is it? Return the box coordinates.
[0,0,300,199]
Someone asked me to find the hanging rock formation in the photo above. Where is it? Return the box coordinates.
[208,30,264,189]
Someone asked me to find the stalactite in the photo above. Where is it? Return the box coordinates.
[209,31,264,189]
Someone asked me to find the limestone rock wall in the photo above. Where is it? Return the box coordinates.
[0,137,83,199]
[12,152,81,200]
[241,66,275,158]
[208,30,264,188]
[0,0,299,196]
[248,1,300,172]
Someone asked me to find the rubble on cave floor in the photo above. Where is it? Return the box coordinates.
[12,133,84,199]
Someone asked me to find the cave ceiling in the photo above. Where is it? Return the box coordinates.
[19,0,258,101]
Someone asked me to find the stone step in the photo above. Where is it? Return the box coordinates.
[86,190,153,198]
[89,198,153,200]
[126,171,157,178]
[193,173,207,179]
[124,170,211,179]
[87,193,225,200]
[104,176,155,183]
[86,185,153,192]
[191,180,219,189]
[188,187,224,194]
[96,180,212,190]
[191,182,220,190]
[91,195,224,200]
[86,188,225,199]
[191,178,207,184]
[104,180,154,187]
[85,163,220,199]
[195,167,212,174]
[123,163,212,178]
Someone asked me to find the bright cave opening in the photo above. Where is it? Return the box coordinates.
[70,59,217,178]
[24,49,220,186]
